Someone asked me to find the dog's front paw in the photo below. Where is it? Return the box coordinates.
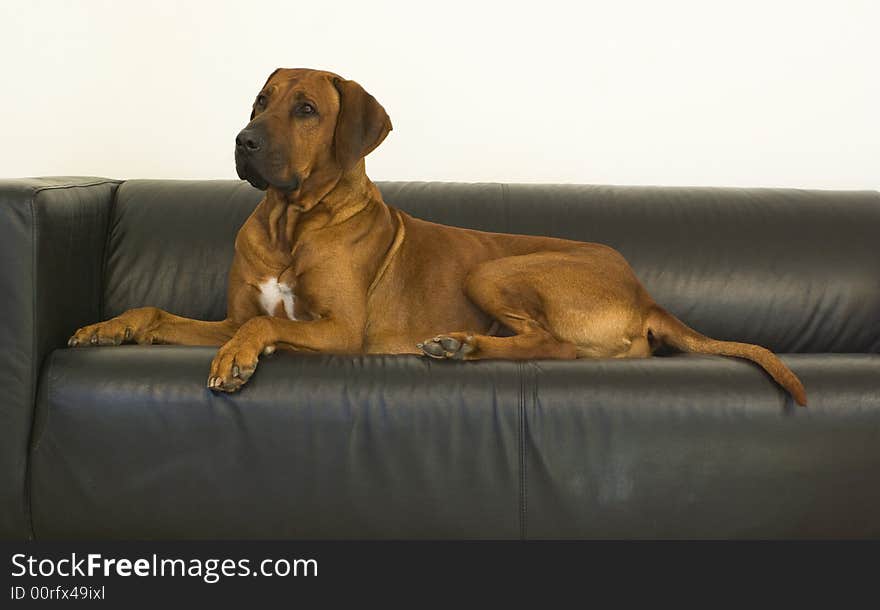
[207,338,263,393]
[69,319,135,347]
[417,333,477,360]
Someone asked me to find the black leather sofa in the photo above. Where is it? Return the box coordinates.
[2,177,879,540]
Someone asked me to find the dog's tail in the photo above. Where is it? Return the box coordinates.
[645,305,807,406]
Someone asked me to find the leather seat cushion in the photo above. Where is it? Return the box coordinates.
[30,347,880,539]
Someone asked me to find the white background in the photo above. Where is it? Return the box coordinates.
[1,0,877,189]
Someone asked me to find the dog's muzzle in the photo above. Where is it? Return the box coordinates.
[234,127,300,193]
[235,127,269,190]
[235,151,269,190]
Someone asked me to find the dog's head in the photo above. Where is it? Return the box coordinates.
[235,68,392,196]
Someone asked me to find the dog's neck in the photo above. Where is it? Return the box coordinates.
[262,160,383,248]
[317,159,381,221]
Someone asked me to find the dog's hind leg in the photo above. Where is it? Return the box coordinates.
[418,253,580,360]
[419,325,578,360]
[418,249,651,361]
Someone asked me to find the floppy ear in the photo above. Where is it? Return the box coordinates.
[251,68,281,120]
[332,77,392,171]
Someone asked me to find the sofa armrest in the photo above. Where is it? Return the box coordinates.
[0,177,119,539]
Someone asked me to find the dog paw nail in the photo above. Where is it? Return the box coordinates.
[90,335,98,345]
[124,328,132,341]
[232,365,240,378]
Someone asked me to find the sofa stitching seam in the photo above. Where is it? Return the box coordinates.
[519,361,527,540]
[30,351,53,456]
[529,362,536,539]
[98,183,121,320]
[23,192,38,540]
[501,183,511,233]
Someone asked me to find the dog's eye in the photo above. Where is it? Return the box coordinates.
[296,103,316,116]
[256,94,267,106]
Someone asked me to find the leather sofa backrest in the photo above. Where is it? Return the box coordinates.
[103,180,880,353]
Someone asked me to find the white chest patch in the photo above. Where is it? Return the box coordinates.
[258,278,297,320]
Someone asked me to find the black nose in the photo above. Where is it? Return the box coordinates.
[235,128,263,153]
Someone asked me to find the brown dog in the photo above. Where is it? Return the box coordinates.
[68,68,807,406]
